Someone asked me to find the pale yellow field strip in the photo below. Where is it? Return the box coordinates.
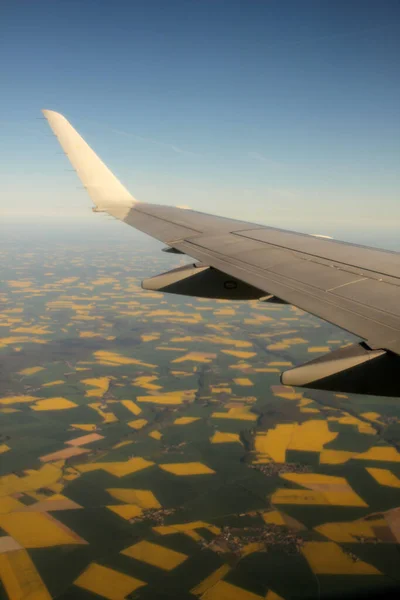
[40,447,89,462]
[94,350,156,368]
[66,433,104,446]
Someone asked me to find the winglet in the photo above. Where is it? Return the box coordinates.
[42,110,137,209]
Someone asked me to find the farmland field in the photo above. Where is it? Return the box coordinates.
[1,226,400,599]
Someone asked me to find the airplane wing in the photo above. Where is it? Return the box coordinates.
[42,110,400,396]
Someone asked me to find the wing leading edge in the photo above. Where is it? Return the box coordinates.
[42,110,400,396]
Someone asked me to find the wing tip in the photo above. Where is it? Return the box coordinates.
[42,109,66,123]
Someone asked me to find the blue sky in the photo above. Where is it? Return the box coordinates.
[1,0,399,237]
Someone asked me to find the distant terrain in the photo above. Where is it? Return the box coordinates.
[1,231,399,600]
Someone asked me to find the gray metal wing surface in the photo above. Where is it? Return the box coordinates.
[42,110,400,396]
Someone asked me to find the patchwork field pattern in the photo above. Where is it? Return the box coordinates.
[1,234,400,599]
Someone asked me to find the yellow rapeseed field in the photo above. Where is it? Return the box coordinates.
[0,512,85,547]
[221,350,257,359]
[75,562,146,599]
[173,417,200,425]
[262,510,286,525]
[201,580,264,600]
[319,450,356,464]
[71,423,97,432]
[141,333,160,342]
[107,488,161,508]
[0,336,49,347]
[288,420,338,452]
[211,407,257,421]
[88,403,118,423]
[121,399,142,415]
[153,520,220,540]
[272,489,329,505]
[190,564,231,595]
[355,446,400,462]
[0,395,39,405]
[315,517,385,542]
[327,414,375,435]
[211,386,232,394]
[307,346,331,353]
[18,366,45,375]
[94,350,156,368]
[0,464,62,496]
[0,549,51,600]
[32,397,77,411]
[159,462,215,475]
[128,418,148,429]
[302,542,380,574]
[280,473,367,507]
[233,378,253,386]
[133,375,162,389]
[172,352,216,363]
[254,424,295,463]
[366,467,400,488]
[12,326,51,335]
[82,376,111,397]
[137,390,196,405]
[107,504,143,520]
[77,457,154,477]
[360,411,382,423]
[211,432,242,444]
[122,540,187,570]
